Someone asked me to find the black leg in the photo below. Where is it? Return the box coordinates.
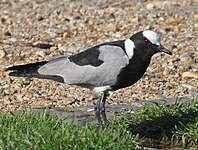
[95,96,102,125]
[100,93,109,126]
[95,92,109,126]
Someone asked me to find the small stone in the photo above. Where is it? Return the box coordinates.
[63,32,72,38]
[34,51,46,58]
[129,17,139,23]
[14,93,23,101]
[37,16,44,21]
[159,17,164,21]
[146,4,155,10]
[59,46,68,52]
[0,88,6,97]
[179,53,194,64]
[72,12,81,20]
[57,44,62,48]
[8,37,18,42]
[21,51,31,57]
[50,46,58,51]
[147,13,157,19]
[60,45,81,52]
[181,84,195,90]
[4,31,11,36]
[33,42,52,49]
[182,72,198,79]
[1,18,6,23]
[0,50,6,58]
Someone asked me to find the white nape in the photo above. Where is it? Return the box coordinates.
[124,39,135,59]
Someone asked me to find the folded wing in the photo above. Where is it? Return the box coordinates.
[8,44,129,88]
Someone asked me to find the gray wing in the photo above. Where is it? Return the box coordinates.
[38,45,129,88]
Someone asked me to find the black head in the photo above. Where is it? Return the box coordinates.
[130,30,172,58]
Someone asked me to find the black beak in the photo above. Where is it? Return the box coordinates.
[158,45,172,55]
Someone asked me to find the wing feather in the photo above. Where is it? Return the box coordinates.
[38,45,129,87]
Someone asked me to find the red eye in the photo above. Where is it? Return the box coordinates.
[144,39,149,44]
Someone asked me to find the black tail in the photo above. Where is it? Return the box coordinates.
[7,61,47,77]
[7,61,64,83]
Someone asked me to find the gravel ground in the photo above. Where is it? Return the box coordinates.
[0,0,197,112]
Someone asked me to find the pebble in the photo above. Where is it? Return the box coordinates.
[146,4,155,10]
[60,45,81,52]
[0,88,6,97]
[34,51,46,58]
[59,46,68,52]
[128,17,139,23]
[8,37,18,42]
[4,31,11,36]
[0,50,6,59]
[181,72,198,79]
[179,53,194,64]
[181,84,195,90]
[33,43,53,49]
[50,46,58,51]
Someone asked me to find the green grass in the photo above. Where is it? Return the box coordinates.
[114,97,198,148]
[0,111,138,150]
[0,97,197,149]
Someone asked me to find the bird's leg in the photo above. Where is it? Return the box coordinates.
[100,92,109,126]
[95,92,109,126]
[95,95,103,125]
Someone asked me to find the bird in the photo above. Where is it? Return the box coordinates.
[7,30,172,125]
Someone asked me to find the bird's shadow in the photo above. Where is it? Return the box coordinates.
[117,101,198,148]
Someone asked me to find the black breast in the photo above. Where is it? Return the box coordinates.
[111,55,151,90]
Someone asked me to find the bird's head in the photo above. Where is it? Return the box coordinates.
[130,30,172,57]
